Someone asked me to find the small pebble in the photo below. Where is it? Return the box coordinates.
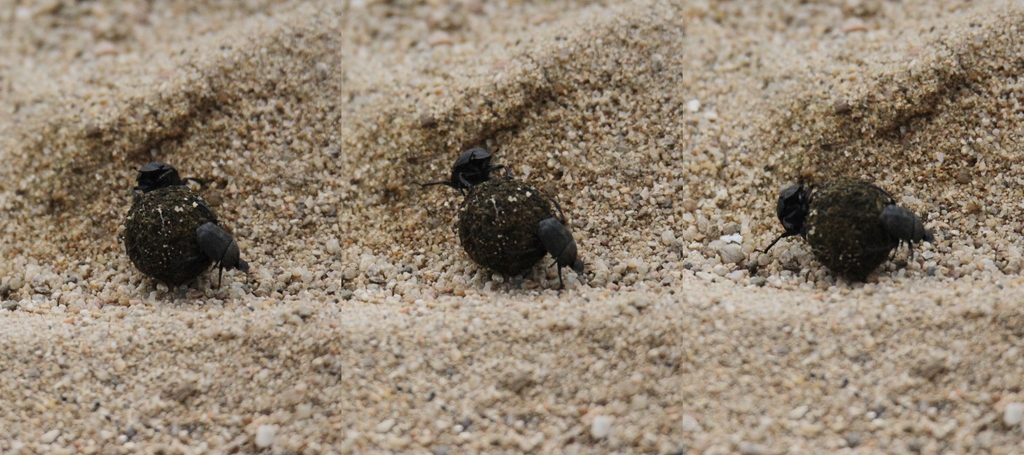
[295,305,314,319]
[788,405,809,420]
[254,425,277,448]
[956,168,972,184]
[695,271,716,281]
[40,429,61,444]
[681,414,702,432]
[375,418,397,433]
[739,441,764,455]
[718,244,745,264]
[325,238,341,254]
[845,432,864,448]
[591,415,614,439]
[841,17,867,33]
[661,230,676,246]
[1004,403,1024,427]
[427,31,453,46]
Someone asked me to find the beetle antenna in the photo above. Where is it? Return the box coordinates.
[214,244,232,288]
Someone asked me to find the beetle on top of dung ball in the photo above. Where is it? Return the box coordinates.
[423,147,585,289]
[123,162,250,289]
[419,147,512,194]
[761,176,934,281]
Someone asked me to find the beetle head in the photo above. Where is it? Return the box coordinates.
[451,147,495,188]
[776,184,811,235]
[760,183,813,254]
[135,162,183,193]
[453,147,492,168]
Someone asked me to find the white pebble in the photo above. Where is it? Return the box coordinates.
[375,418,397,433]
[40,429,60,444]
[681,414,702,432]
[325,238,340,254]
[739,441,765,455]
[695,271,716,281]
[788,405,809,420]
[1004,402,1024,427]
[254,425,277,448]
[720,233,743,244]
[661,230,675,246]
[591,415,614,439]
[718,244,745,264]
[685,99,701,112]
[726,270,746,281]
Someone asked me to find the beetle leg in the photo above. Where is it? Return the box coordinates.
[487,165,512,180]
[759,231,798,254]
[547,196,567,223]
[458,173,476,189]
[419,180,451,188]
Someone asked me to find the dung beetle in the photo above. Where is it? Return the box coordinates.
[124,162,249,288]
[197,222,250,288]
[760,183,814,253]
[538,201,584,289]
[134,162,183,193]
[880,205,935,248]
[761,177,935,280]
[420,147,511,193]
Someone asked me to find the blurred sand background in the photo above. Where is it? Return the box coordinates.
[2,0,1024,453]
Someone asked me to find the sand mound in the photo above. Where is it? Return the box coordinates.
[2,0,1024,452]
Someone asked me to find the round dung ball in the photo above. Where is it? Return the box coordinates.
[806,177,897,281]
[458,179,555,275]
[123,186,218,285]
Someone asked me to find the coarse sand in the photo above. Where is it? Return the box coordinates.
[2,0,1024,453]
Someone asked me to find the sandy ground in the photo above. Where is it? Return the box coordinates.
[2,0,1024,453]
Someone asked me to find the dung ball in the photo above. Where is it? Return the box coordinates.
[123,186,218,285]
[806,177,898,281]
[457,179,555,275]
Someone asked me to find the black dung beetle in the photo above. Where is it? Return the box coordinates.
[197,222,250,288]
[134,162,183,193]
[879,205,935,248]
[760,183,815,253]
[421,147,511,192]
[538,201,584,289]
[761,177,934,280]
[123,162,249,288]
